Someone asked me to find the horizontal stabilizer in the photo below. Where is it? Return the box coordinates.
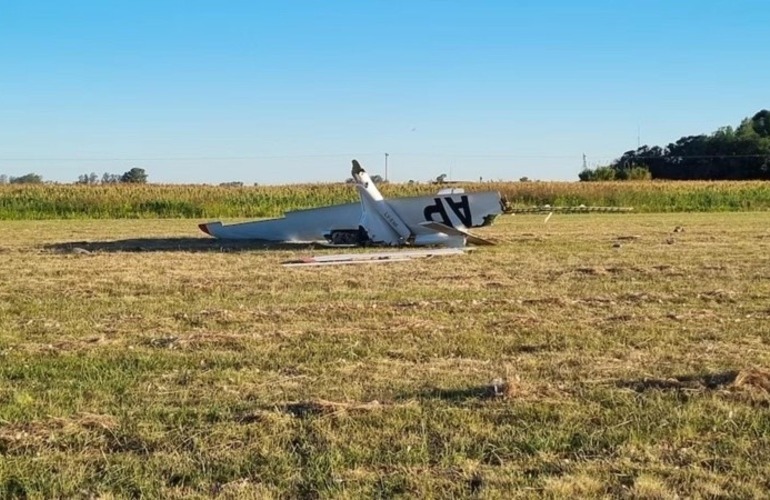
[505,206,634,214]
[420,221,496,246]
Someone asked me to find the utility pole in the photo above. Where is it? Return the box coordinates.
[384,153,389,182]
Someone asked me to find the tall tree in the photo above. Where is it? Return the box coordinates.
[10,173,43,184]
[120,168,148,184]
[76,173,99,184]
[750,109,770,137]
[102,172,121,184]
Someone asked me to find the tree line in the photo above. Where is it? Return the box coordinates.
[580,109,770,181]
[0,168,148,185]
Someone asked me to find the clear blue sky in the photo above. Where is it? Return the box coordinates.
[1,1,768,184]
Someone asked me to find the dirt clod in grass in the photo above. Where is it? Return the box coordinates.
[145,336,179,349]
[575,267,609,276]
[492,375,525,399]
[469,473,484,494]
[733,368,770,392]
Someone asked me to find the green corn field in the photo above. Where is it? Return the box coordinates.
[0,181,769,219]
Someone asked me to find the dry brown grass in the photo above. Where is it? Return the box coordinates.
[0,212,769,497]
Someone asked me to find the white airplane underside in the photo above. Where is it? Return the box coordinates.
[199,160,503,247]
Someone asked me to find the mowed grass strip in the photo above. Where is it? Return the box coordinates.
[2,180,770,219]
[0,213,769,497]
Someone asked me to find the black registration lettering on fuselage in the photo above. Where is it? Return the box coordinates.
[423,195,472,227]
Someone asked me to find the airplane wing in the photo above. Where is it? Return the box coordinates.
[199,202,361,241]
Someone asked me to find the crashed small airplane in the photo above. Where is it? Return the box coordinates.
[199,160,504,248]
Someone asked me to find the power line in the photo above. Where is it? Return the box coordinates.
[0,154,365,162]
[1,153,767,163]
[0,154,583,162]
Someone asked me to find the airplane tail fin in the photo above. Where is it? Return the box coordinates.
[352,159,412,245]
[351,159,384,201]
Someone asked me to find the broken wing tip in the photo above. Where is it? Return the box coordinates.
[198,223,212,236]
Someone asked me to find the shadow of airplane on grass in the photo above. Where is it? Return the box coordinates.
[617,370,741,392]
[44,238,325,254]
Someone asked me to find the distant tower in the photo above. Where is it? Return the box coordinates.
[384,153,389,182]
[582,153,587,170]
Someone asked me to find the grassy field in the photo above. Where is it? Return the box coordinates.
[1,213,769,498]
[2,180,770,219]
